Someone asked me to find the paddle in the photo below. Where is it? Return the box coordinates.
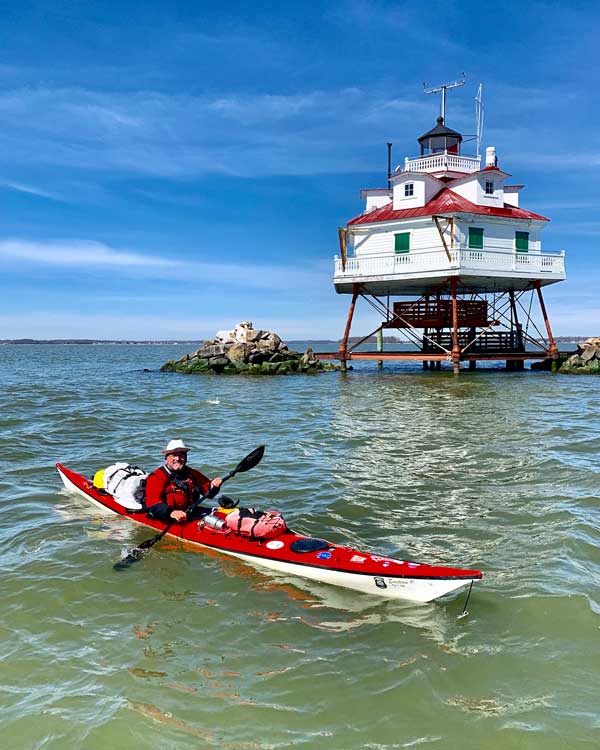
[113,445,265,570]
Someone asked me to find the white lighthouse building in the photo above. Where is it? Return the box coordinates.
[329,87,566,373]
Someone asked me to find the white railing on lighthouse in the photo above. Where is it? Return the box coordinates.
[334,247,566,279]
[403,153,481,174]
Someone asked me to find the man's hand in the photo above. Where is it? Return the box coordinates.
[170,510,187,522]
[210,477,223,491]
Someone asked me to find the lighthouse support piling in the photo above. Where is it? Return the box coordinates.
[339,284,360,371]
[450,277,461,374]
[534,280,558,363]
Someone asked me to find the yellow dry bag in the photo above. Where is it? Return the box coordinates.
[93,468,105,489]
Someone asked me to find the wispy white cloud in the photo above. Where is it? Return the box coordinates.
[4,79,591,183]
[328,0,466,54]
[3,80,590,181]
[0,85,433,178]
[0,237,328,290]
[0,238,177,268]
[0,180,62,200]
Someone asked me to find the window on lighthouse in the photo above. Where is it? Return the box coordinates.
[394,233,410,254]
[485,180,494,195]
[404,183,414,197]
[468,227,484,249]
[515,231,529,252]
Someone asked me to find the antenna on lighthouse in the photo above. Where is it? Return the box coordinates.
[423,74,466,122]
[475,83,484,158]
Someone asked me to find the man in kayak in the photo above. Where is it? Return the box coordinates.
[145,439,223,523]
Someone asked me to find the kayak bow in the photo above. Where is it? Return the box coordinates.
[56,463,482,603]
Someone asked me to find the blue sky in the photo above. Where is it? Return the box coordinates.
[0,0,598,339]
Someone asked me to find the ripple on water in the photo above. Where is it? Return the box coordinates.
[1,345,599,749]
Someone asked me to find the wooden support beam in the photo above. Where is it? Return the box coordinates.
[432,216,453,262]
[337,227,348,271]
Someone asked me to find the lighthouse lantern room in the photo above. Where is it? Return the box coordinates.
[325,82,566,373]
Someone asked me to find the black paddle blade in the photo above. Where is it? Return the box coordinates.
[234,445,265,474]
[113,527,168,570]
[113,547,148,570]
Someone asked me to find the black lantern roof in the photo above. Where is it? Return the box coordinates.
[418,116,463,155]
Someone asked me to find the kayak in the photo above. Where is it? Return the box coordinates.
[56,463,482,603]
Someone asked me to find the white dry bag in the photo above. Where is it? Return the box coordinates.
[103,463,147,511]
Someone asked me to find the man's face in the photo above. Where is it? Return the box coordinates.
[165,451,188,472]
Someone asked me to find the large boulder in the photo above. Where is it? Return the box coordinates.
[248,349,268,365]
[256,335,282,355]
[559,338,600,374]
[300,347,319,368]
[160,322,339,376]
[215,321,257,345]
[194,343,224,358]
[227,342,250,364]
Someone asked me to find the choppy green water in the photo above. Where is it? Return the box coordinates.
[1,344,599,749]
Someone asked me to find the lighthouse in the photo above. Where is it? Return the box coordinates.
[328,84,566,374]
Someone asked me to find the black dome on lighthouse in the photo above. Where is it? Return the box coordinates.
[418,116,463,155]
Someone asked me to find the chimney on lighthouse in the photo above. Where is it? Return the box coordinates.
[485,146,498,168]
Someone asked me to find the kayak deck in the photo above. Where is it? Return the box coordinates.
[56,463,482,603]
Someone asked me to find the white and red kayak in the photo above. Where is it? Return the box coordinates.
[56,463,482,603]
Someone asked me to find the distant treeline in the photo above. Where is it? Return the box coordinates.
[0,339,202,345]
[346,335,404,344]
[553,336,593,343]
[1,337,384,345]
[0,335,592,345]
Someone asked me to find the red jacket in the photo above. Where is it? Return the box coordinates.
[145,465,212,519]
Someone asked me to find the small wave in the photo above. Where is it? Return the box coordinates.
[446,693,552,716]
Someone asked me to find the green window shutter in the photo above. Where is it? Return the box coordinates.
[515,231,529,252]
[468,227,484,249]
[394,232,410,254]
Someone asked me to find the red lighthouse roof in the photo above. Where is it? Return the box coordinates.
[347,188,549,226]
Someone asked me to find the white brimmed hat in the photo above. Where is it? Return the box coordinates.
[161,439,191,455]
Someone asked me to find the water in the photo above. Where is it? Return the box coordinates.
[0,344,598,749]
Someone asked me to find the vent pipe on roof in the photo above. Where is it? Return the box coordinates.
[485,146,498,168]
[387,142,392,183]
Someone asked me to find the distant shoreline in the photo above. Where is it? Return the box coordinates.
[0,337,589,345]
[0,339,204,345]
[0,338,336,345]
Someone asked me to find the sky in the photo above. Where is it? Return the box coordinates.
[0,0,598,340]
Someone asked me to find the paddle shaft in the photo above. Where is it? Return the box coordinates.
[140,468,237,548]
[113,446,264,569]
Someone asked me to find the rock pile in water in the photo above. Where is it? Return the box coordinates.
[161,322,338,375]
[559,337,600,374]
